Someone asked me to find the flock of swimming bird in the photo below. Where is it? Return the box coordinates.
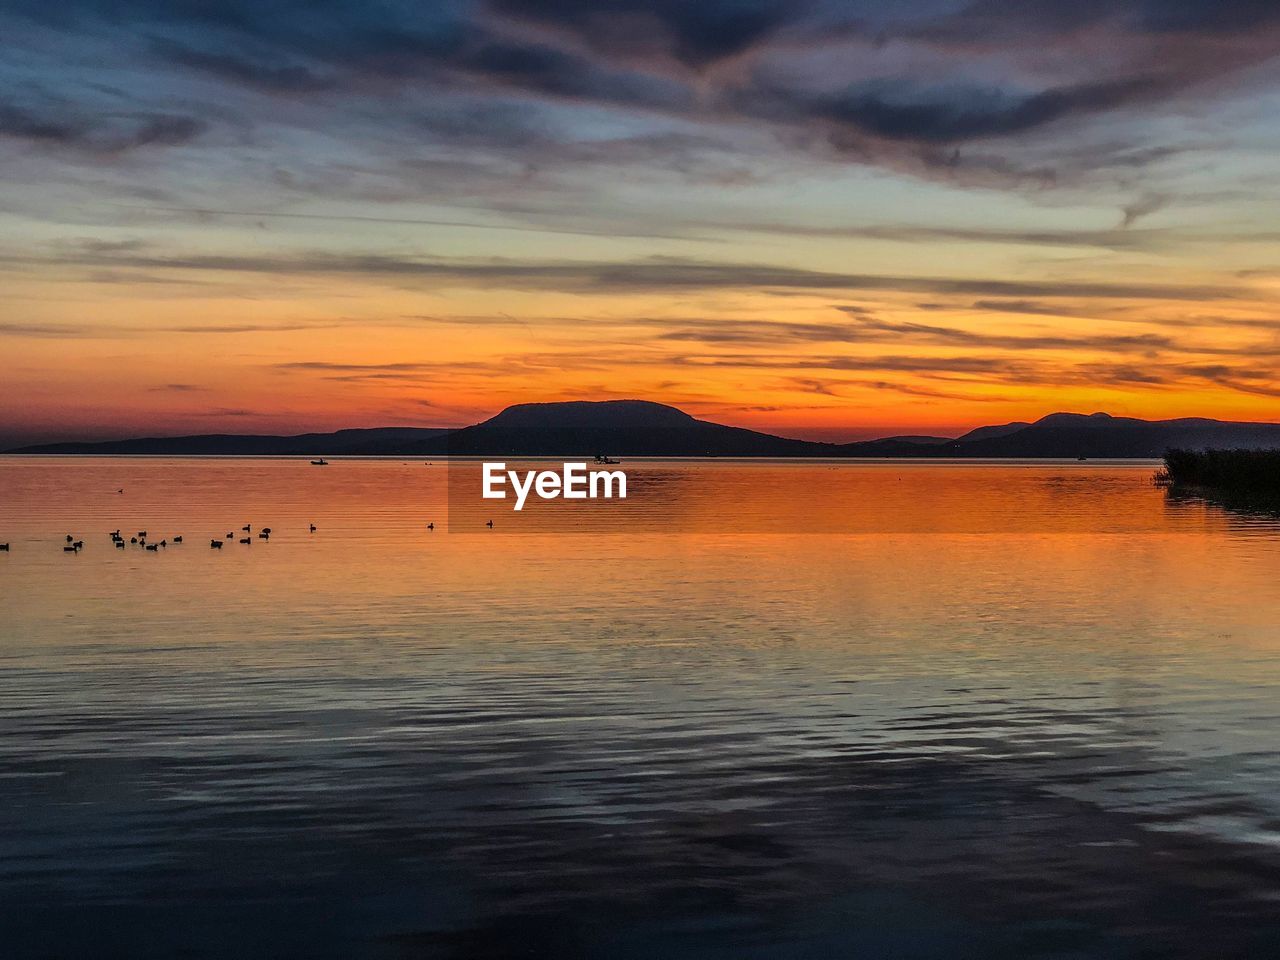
[0,524,318,555]
[0,520,485,555]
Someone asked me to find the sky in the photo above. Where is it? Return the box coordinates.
[2,0,1280,446]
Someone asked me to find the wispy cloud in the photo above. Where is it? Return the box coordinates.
[0,321,91,338]
[0,317,343,339]
[21,245,1250,301]
[0,98,205,154]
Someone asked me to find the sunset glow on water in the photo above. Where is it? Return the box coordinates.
[3,459,1280,957]
[6,0,1280,955]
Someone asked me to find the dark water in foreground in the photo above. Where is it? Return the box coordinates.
[2,458,1279,959]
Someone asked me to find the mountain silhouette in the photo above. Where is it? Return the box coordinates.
[833,412,1280,458]
[427,400,823,456]
[937,412,1280,458]
[7,402,1280,458]
[6,427,447,456]
[954,421,1032,443]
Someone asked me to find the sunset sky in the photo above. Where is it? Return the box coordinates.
[3,0,1280,447]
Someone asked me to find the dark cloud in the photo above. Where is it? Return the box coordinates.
[4,0,1276,191]
[791,377,837,396]
[1075,360,1280,397]
[0,316,340,339]
[7,0,689,153]
[1120,192,1169,229]
[972,300,1086,318]
[651,310,1280,360]
[0,101,82,144]
[162,322,343,334]
[1132,0,1280,33]
[836,312,1280,358]
[657,318,863,344]
[836,314,1180,353]
[398,308,1280,363]
[0,99,205,153]
[0,321,90,337]
[25,245,1249,301]
[767,76,1160,145]
[152,39,337,93]
[260,338,1280,404]
[1212,380,1280,398]
[449,37,687,107]
[909,0,1280,44]
[715,221,1169,251]
[864,380,1010,403]
[725,3,1280,181]
[115,203,694,241]
[672,352,1027,375]
[274,361,435,372]
[124,114,206,151]
[271,357,562,382]
[564,345,1280,399]
[487,0,799,67]
[187,407,265,417]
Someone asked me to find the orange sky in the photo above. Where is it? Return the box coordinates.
[5,235,1279,446]
[3,2,1280,446]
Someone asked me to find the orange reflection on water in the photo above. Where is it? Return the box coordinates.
[1,457,1278,661]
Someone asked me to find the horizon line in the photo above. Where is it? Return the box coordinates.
[5,400,1278,453]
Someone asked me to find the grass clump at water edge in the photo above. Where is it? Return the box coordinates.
[1156,448,1280,493]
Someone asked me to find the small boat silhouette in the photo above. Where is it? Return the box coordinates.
[311,458,329,466]
[593,454,621,465]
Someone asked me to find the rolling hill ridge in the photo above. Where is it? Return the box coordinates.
[8,402,1280,458]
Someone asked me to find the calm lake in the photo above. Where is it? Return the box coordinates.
[2,457,1279,958]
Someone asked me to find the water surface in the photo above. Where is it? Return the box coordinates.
[2,458,1279,958]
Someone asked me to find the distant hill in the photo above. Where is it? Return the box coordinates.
[832,412,1280,458]
[7,403,1280,458]
[7,427,448,456]
[425,400,827,457]
[942,412,1280,459]
[877,435,954,445]
[955,421,1032,443]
